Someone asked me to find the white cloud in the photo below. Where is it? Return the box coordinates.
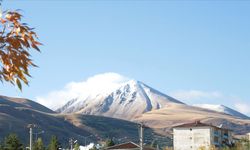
[35,72,130,110]
[170,90,223,102]
[234,103,250,115]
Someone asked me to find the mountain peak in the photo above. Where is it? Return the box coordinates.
[122,79,143,88]
[193,104,249,119]
[57,79,183,120]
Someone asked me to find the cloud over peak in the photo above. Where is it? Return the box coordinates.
[36,72,130,109]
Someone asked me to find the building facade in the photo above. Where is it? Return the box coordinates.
[173,121,233,150]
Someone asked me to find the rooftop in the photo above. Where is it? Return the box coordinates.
[106,142,155,150]
[173,121,231,130]
[106,142,139,150]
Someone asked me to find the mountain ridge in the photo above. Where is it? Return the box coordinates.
[0,95,54,114]
[193,104,249,119]
[55,78,250,134]
[56,80,249,120]
[57,80,183,120]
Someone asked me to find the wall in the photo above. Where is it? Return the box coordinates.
[173,127,211,150]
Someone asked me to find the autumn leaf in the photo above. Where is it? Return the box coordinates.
[0,11,41,90]
[16,78,22,91]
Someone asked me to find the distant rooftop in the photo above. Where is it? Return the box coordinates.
[173,121,231,130]
[106,142,155,150]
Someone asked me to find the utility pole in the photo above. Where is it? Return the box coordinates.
[69,138,73,150]
[139,123,144,150]
[27,124,36,150]
[30,127,32,150]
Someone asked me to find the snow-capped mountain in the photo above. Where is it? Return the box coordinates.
[193,104,249,119]
[57,80,184,120]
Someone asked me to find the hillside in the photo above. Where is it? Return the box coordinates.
[0,95,54,113]
[134,103,250,134]
[62,114,171,146]
[0,95,169,147]
[0,101,90,145]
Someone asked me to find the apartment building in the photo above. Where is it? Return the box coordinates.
[173,121,233,150]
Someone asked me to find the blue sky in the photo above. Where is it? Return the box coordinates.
[1,1,250,115]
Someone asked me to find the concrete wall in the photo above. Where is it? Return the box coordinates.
[173,127,211,150]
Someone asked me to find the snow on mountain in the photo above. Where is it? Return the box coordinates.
[57,80,184,120]
[54,73,249,121]
[36,73,130,109]
[193,104,249,119]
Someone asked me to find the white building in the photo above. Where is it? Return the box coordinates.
[247,133,250,141]
[173,121,233,150]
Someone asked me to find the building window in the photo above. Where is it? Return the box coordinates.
[214,136,219,145]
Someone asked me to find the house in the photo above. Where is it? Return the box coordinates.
[106,141,155,150]
[173,121,233,150]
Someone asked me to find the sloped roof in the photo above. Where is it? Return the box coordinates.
[106,142,155,150]
[173,121,211,128]
[107,142,139,150]
[173,121,232,131]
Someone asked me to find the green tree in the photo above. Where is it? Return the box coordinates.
[105,139,115,147]
[74,143,80,150]
[3,133,23,150]
[48,136,60,150]
[0,141,4,150]
[33,138,45,150]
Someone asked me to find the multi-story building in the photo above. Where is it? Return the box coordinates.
[173,121,233,150]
